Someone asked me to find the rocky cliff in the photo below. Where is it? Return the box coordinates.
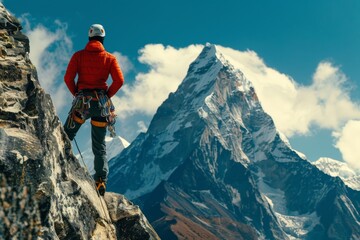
[0,3,159,239]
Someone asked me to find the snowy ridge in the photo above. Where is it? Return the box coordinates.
[313,157,360,191]
[182,43,256,106]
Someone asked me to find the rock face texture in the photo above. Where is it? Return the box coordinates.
[108,43,360,239]
[0,3,159,240]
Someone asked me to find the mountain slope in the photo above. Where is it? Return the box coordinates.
[108,44,360,239]
[0,4,158,239]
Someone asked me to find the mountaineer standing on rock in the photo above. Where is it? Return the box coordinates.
[63,24,124,196]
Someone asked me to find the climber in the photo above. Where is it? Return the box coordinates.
[63,24,124,196]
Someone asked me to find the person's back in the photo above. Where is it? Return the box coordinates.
[63,24,124,196]
[65,37,123,98]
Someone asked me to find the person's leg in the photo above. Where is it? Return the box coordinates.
[88,96,109,196]
[91,117,108,183]
[64,112,84,140]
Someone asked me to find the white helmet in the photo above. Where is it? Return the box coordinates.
[88,24,105,37]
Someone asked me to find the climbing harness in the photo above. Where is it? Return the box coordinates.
[74,138,112,226]
[95,90,117,137]
[66,90,117,137]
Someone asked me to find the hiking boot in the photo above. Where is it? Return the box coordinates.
[96,178,106,196]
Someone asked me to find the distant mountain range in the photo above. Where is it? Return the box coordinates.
[313,157,360,191]
[108,44,360,239]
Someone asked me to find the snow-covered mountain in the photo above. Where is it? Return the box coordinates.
[0,4,158,239]
[313,157,360,191]
[77,136,129,174]
[108,43,360,239]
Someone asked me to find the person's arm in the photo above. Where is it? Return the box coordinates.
[64,53,78,96]
[107,56,124,98]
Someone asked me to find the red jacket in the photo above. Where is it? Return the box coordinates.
[64,40,124,98]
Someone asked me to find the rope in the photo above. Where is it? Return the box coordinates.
[73,138,112,226]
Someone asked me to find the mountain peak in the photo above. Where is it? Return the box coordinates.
[109,40,360,239]
[179,43,258,106]
[190,43,228,69]
[109,41,281,198]
[202,42,217,56]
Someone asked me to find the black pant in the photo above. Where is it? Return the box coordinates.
[64,100,108,182]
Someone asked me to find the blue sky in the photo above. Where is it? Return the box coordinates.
[3,0,360,167]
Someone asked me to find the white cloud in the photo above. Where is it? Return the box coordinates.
[137,121,148,133]
[217,46,360,136]
[51,84,69,112]
[115,44,203,118]
[21,17,73,112]
[334,120,360,170]
[112,51,133,75]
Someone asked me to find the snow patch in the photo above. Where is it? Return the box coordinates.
[229,186,241,206]
[192,201,209,209]
[253,125,276,148]
[257,171,320,239]
[184,122,192,128]
[271,146,298,163]
[125,163,178,200]
[193,215,211,227]
[254,151,267,162]
[278,131,291,147]
[158,141,179,158]
[204,93,218,114]
[276,212,319,239]
[198,107,208,119]
[293,150,307,160]
[340,195,360,225]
